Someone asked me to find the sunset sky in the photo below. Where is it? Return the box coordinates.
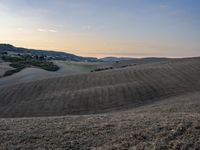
[0,0,199,58]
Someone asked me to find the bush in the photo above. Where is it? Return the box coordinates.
[2,56,23,62]
[3,68,22,77]
[10,63,27,69]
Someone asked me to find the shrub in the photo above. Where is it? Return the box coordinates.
[3,68,22,77]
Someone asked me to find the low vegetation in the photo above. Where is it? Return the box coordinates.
[1,55,59,76]
[91,64,137,72]
[91,67,113,72]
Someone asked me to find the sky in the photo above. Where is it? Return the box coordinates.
[0,0,199,58]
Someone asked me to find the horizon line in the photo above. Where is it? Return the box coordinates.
[0,43,199,59]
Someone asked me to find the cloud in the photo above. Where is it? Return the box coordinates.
[37,28,57,33]
[53,24,63,28]
[37,28,46,32]
[49,29,57,33]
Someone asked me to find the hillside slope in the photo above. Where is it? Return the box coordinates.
[0,57,199,117]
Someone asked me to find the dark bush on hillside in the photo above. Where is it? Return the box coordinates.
[29,60,59,71]
[2,56,23,62]
[91,67,113,72]
[3,68,22,77]
[9,63,27,69]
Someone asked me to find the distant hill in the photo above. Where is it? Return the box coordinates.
[0,44,98,62]
[100,57,169,64]
[100,57,132,62]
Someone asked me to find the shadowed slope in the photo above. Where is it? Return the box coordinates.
[0,57,199,117]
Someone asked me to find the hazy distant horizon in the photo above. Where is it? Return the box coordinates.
[1,43,199,59]
[0,0,200,58]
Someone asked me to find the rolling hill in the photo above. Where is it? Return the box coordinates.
[0,57,200,149]
[0,57,199,118]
